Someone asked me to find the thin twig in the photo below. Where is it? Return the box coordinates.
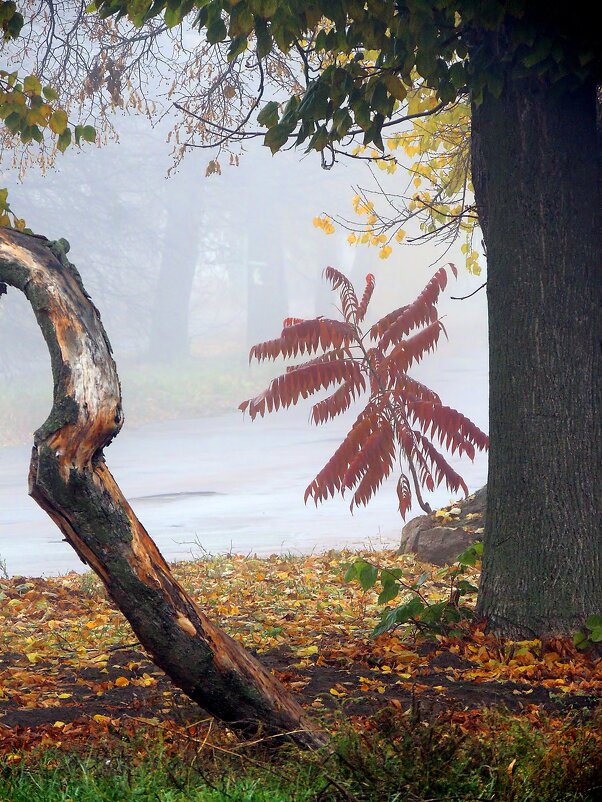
[450,282,486,301]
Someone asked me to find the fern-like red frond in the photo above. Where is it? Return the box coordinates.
[390,375,442,405]
[282,317,305,328]
[370,265,454,349]
[344,418,396,509]
[396,474,412,519]
[381,320,445,379]
[240,359,363,420]
[407,400,489,455]
[242,262,484,523]
[249,318,355,362]
[356,273,375,323]
[324,266,359,323]
[304,412,378,504]
[310,377,365,425]
[412,432,469,496]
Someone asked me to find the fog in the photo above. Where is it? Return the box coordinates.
[0,113,488,576]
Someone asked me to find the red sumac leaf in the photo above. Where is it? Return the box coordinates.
[396,474,412,519]
[357,273,375,323]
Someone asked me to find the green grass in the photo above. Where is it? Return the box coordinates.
[1,710,600,802]
[0,355,276,446]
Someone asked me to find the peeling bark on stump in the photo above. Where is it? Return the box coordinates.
[0,228,324,747]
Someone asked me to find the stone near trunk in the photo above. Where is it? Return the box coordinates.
[398,486,487,565]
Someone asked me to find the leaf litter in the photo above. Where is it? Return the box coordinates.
[0,549,599,753]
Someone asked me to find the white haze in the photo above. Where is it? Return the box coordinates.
[0,113,488,576]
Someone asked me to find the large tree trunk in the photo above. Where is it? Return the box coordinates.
[0,228,324,746]
[471,72,601,638]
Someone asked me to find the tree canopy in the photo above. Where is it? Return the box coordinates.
[92,1,600,153]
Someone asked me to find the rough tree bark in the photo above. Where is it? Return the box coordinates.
[471,69,601,637]
[0,228,324,747]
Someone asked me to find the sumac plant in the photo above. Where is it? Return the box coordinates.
[240,265,488,517]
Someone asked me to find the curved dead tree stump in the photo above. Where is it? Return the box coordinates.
[0,228,324,748]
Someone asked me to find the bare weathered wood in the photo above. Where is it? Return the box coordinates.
[0,227,325,747]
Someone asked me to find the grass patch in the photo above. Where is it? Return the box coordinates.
[1,710,600,801]
[0,355,275,446]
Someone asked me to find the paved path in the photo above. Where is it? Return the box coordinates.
[0,367,487,576]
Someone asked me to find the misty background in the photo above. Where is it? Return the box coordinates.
[0,111,488,576]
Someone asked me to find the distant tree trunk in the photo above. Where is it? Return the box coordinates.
[246,206,288,347]
[0,228,324,747]
[471,67,601,637]
[148,196,199,361]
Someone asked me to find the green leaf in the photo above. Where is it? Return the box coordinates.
[457,542,483,566]
[487,70,504,99]
[42,85,59,101]
[358,562,378,591]
[398,596,425,620]
[228,35,248,61]
[4,111,22,135]
[165,6,184,28]
[377,581,399,605]
[230,4,254,37]
[585,615,602,630]
[57,128,72,153]
[589,627,602,643]
[255,18,272,59]
[307,125,329,152]
[448,62,466,91]
[257,100,279,128]
[82,125,96,143]
[373,607,400,637]
[206,16,227,44]
[455,579,479,595]
[264,122,290,154]
[419,601,446,625]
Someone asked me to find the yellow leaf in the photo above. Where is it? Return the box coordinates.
[26,652,41,664]
[23,75,42,96]
[296,645,318,657]
[383,74,407,102]
[58,693,72,699]
[114,676,130,687]
[49,109,68,135]
[93,714,111,724]
[53,721,66,728]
